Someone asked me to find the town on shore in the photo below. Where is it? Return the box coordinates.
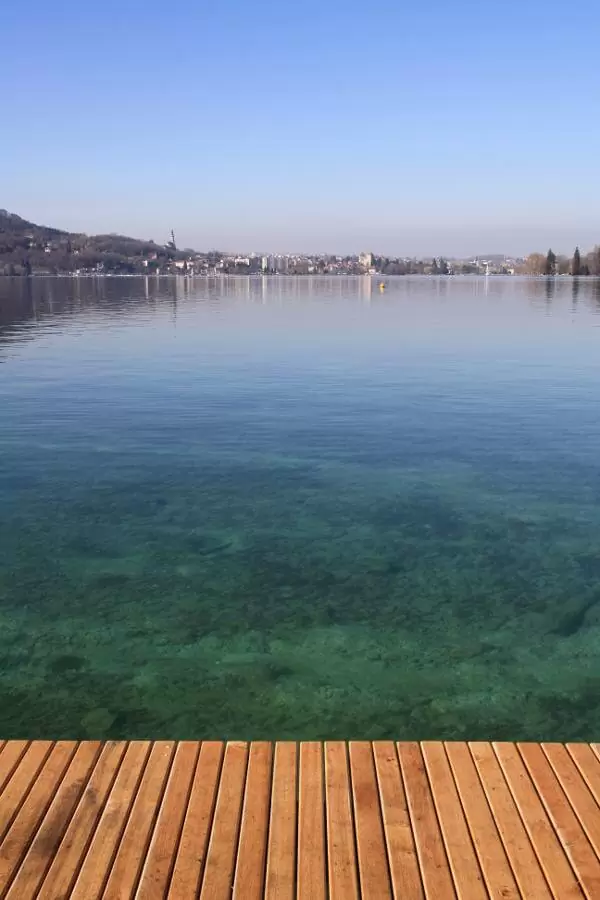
[1,209,599,278]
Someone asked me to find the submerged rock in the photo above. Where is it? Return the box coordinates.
[81,707,116,735]
[49,654,86,675]
[94,572,131,589]
[184,532,235,556]
[553,591,600,637]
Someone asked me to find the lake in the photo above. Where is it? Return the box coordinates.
[1,274,600,740]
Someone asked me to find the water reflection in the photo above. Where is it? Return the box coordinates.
[3,273,600,367]
[545,276,555,310]
[3,275,600,338]
[594,278,600,311]
[572,277,580,313]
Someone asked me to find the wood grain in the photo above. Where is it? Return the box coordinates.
[169,741,224,898]
[265,742,297,900]
[199,741,249,899]
[0,739,597,899]
[397,742,455,900]
[297,742,326,900]
[233,741,273,900]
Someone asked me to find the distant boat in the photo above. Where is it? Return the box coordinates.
[378,282,386,291]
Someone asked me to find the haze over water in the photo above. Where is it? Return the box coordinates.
[1,275,600,740]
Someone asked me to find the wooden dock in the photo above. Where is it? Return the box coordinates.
[1,741,600,898]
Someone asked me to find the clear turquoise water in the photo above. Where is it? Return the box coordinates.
[2,275,600,740]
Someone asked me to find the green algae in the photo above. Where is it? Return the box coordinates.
[2,457,600,741]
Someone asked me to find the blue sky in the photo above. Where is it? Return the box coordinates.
[3,0,599,256]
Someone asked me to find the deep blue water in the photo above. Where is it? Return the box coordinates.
[1,275,600,739]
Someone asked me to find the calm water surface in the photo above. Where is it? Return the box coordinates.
[1,275,600,739]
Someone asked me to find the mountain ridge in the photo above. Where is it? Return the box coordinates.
[0,209,184,275]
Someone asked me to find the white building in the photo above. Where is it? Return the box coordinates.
[266,255,289,273]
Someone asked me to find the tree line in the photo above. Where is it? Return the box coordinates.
[524,247,600,276]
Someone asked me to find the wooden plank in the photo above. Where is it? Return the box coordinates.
[469,742,553,899]
[199,741,249,898]
[519,743,600,899]
[0,742,29,794]
[0,741,78,896]
[421,742,487,899]
[494,743,583,900]
[2,738,600,900]
[135,741,199,900]
[102,740,175,900]
[169,741,224,898]
[373,742,424,900]
[297,741,326,900]
[233,741,273,899]
[4,741,102,899]
[325,741,359,900]
[265,742,297,900]
[36,741,127,900]
[0,741,53,843]
[396,742,455,900]
[445,742,520,899]
[567,743,600,807]
[69,740,152,900]
[542,744,600,858]
[349,742,391,898]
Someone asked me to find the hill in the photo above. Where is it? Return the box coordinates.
[0,210,187,275]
